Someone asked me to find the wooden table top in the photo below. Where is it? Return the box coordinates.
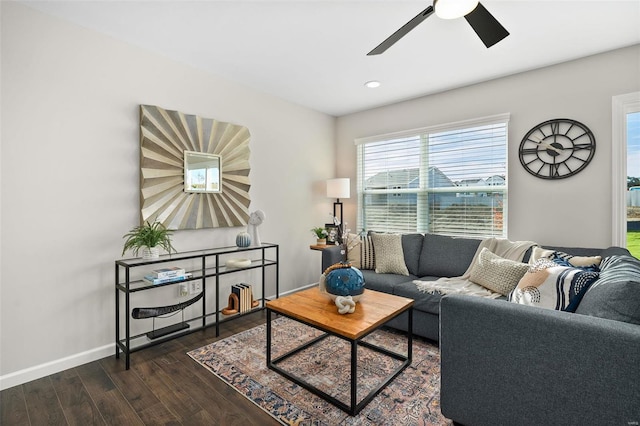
[266,287,413,340]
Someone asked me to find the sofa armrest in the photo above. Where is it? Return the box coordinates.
[321,245,344,273]
[440,294,640,426]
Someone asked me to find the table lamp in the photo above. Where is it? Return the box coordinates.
[326,178,350,239]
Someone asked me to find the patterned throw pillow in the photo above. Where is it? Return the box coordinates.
[529,247,601,269]
[370,233,409,275]
[509,259,599,311]
[469,248,530,295]
[359,234,376,270]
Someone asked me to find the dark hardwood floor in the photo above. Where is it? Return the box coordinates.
[0,311,280,425]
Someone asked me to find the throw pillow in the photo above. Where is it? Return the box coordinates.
[509,259,599,311]
[529,247,602,269]
[469,247,530,295]
[371,233,409,276]
[345,233,362,269]
[359,234,375,270]
[575,255,640,325]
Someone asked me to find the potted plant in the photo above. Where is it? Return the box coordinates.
[311,226,328,245]
[122,221,177,259]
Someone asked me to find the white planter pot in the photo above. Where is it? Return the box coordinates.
[142,246,160,260]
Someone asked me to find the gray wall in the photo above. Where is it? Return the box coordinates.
[337,44,640,247]
[0,2,335,388]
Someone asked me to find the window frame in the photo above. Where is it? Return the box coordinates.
[612,92,640,246]
[355,113,510,237]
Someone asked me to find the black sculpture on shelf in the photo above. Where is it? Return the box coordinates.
[132,291,203,339]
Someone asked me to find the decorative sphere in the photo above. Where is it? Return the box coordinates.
[236,232,251,248]
[324,266,365,299]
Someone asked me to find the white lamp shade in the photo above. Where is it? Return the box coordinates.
[435,0,479,19]
[326,178,350,199]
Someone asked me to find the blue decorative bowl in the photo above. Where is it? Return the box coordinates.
[323,265,365,300]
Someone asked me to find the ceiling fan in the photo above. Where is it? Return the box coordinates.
[368,0,509,55]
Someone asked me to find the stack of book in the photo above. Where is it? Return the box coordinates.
[232,283,254,313]
[143,266,189,285]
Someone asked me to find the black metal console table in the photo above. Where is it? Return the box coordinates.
[115,243,279,369]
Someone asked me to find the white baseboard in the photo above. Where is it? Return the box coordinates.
[0,344,113,391]
[1,285,318,391]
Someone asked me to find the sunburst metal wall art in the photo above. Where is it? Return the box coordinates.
[139,105,251,229]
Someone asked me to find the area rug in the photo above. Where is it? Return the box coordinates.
[188,317,451,425]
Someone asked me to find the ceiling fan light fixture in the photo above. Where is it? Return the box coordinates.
[434,0,479,19]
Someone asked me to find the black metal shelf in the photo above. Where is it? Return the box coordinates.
[115,243,279,369]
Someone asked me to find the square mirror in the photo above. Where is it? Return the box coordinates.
[184,151,222,193]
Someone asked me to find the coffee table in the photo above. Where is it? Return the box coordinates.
[266,287,413,415]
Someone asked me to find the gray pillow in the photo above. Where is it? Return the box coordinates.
[402,234,424,276]
[575,255,640,325]
[418,234,481,277]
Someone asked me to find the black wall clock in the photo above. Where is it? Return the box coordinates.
[519,118,596,179]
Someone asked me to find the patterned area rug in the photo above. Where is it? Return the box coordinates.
[188,317,451,425]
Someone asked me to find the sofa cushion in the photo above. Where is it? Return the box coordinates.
[469,248,529,295]
[575,255,640,324]
[371,233,409,275]
[402,233,424,276]
[418,234,481,277]
[393,279,443,315]
[508,259,599,311]
[360,270,418,293]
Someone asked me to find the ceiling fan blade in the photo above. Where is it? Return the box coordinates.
[464,2,509,48]
[367,5,434,56]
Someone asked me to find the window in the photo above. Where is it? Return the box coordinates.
[356,114,509,237]
[612,92,640,255]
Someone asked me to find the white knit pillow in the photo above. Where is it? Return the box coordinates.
[469,248,529,295]
[371,233,409,276]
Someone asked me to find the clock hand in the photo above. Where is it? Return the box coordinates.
[531,137,562,153]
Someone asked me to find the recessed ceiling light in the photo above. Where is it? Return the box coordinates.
[364,80,381,88]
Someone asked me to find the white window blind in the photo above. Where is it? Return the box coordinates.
[356,114,509,237]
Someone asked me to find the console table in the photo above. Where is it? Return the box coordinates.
[115,243,279,369]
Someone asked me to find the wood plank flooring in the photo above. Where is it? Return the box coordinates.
[0,311,280,425]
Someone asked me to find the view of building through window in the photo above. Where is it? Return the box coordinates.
[357,118,508,238]
[627,111,640,258]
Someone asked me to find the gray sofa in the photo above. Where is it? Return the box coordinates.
[321,233,627,342]
[322,233,640,425]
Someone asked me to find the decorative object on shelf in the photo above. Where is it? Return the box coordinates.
[236,231,251,248]
[121,220,177,259]
[131,291,203,339]
[247,209,265,247]
[325,223,339,244]
[326,178,350,243]
[139,105,251,230]
[311,226,328,245]
[519,118,596,180]
[226,258,252,269]
[319,262,365,314]
[222,283,260,315]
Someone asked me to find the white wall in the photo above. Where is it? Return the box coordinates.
[0,2,335,388]
[337,45,640,247]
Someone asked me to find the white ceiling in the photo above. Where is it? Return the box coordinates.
[20,0,640,116]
